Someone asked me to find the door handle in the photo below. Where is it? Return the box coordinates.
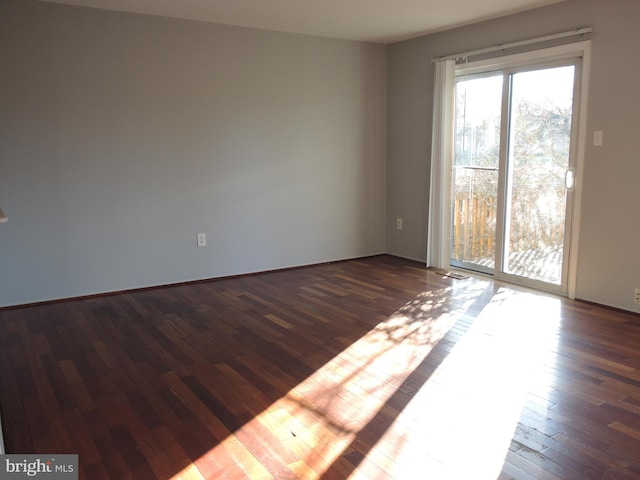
[565,169,575,190]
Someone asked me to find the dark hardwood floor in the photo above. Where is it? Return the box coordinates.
[1,255,640,479]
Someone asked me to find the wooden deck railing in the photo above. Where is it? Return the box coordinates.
[452,191,565,263]
[452,193,495,261]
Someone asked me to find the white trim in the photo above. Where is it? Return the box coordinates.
[566,42,591,300]
[431,40,591,296]
[455,40,592,76]
[432,27,592,63]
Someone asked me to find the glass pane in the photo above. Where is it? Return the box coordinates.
[504,65,575,284]
[451,75,502,269]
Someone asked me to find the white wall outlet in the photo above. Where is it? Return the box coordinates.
[634,288,640,304]
[396,218,403,230]
[196,233,206,247]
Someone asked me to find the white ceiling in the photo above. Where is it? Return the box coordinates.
[39,0,563,44]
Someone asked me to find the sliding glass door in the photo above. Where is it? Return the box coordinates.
[451,73,502,274]
[451,62,580,292]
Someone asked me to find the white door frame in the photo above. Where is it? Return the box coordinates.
[433,40,591,299]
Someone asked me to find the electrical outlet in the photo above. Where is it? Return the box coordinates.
[197,233,206,247]
[635,288,640,304]
[396,218,403,230]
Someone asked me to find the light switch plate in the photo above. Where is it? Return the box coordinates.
[593,130,603,146]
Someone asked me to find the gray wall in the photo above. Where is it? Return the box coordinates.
[2,0,639,314]
[386,0,640,313]
[0,0,387,307]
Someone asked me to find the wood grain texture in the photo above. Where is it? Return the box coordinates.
[1,255,640,479]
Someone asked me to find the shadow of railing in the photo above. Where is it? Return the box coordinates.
[312,283,500,478]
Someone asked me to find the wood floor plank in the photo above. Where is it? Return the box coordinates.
[1,255,640,479]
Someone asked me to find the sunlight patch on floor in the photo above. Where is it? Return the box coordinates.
[170,282,561,479]
[378,289,562,479]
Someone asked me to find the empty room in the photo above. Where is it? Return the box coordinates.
[1,0,640,478]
